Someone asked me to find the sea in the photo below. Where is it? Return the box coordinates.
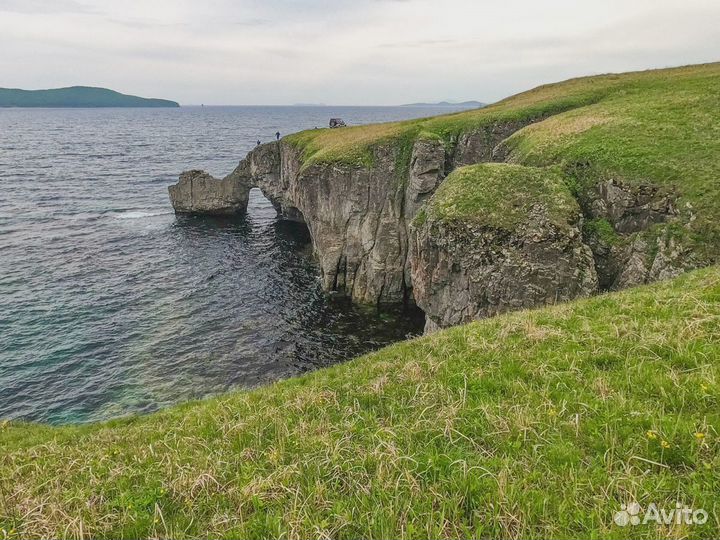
[0,104,467,424]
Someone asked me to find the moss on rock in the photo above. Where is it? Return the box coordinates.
[418,163,579,232]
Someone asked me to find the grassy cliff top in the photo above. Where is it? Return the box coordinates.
[416,163,579,231]
[287,62,720,256]
[285,63,719,168]
[2,266,719,539]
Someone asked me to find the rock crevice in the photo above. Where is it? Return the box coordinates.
[577,177,690,290]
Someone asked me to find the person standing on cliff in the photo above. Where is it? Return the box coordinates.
[275,131,280,140]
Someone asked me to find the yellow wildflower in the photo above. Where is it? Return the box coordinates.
[661,440,671,449]
[694,432,706,440]
[646,430,657,440]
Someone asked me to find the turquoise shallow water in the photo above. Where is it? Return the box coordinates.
[0,105,467,424]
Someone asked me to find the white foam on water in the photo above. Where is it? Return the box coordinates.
[113,210,173,220]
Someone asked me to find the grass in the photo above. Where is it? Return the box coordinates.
[2,266,719,539]
[282,65,624,168]
[417,163,579,231]
[503,65,720,251]
[583,218,621,246]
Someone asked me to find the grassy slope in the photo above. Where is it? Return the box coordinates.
[287,63,720,254]
[2,267,719,539]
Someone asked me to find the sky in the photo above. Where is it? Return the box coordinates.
[0,0,718,105]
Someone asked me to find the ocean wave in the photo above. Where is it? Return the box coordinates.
[112,210,173,220]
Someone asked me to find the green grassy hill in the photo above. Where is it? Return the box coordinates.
[2,266,719,539]
[0,86,179,108]
[287,63,720,262]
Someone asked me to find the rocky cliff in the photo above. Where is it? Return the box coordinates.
[171,139,438,305]
[169,120,604,329]
[168,170,250,214]
[169,63,719,332]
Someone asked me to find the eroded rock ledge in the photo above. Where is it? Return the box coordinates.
[169,123,694,332]
[410,164,599,331]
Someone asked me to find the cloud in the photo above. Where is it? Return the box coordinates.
[0,0,718,104]
[379,38,457,48]
[0,0,95,14]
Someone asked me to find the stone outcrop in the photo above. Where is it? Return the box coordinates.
[172,141,421,305]
[584,178,678,234]
[578,178,688,289]
[169,120,543,308]
[263,143,411,305]
[168,170,251,215]
[411,203,598,333]
[450,118,544,167]
[590,230,697,290]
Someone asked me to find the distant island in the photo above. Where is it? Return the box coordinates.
[0,86,179,108]
[401,100,486,108]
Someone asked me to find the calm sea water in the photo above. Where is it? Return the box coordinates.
[0,105,467,424]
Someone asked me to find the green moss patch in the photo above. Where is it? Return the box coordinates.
[583,218,619,246]
[420,163,578,231]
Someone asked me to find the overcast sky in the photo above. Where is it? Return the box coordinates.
[0,0,718,105]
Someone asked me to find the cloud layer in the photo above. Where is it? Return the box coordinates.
[1,0,718,104]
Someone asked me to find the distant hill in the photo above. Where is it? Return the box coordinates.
[0,86,179,108]
[400,100,486,108]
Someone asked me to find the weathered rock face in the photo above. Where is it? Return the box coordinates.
[173,141,424,305]
[578,178,690,289]
[168,169,251,215]
[267,143,411,305]
[451,119,541,167]
[411,205,598,332]
[592,231,698,290]
[169,120,554,309]
[404,139,447,219]
[585,178,678,234]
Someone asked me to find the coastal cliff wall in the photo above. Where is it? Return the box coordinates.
[169,127,698,332]
[171,138,442,305]
[169,119,549,308]
[169,64,719,331]
[410,164,599,331]
[170,120,595,330]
